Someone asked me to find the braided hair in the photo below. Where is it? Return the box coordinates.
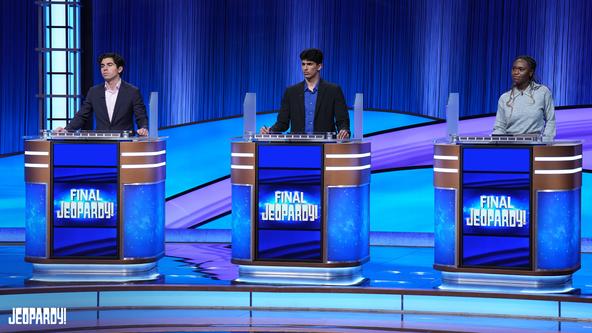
[506,55,539,108]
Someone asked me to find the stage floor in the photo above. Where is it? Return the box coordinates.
[1,243,591,293]
[2,243,592,332]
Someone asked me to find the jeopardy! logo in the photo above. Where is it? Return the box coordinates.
[261,191,319,222]
[56,188,115,219]
[465,195,527,228]
[8,307,67,325]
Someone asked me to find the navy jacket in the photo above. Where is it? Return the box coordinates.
[66,81,148,132]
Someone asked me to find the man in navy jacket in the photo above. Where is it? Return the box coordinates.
[262,48,350,139]
[61,53,148,136]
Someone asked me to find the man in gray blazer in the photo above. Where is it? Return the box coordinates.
[262,48,350,139]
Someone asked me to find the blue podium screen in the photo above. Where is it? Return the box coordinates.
[461,147,531,269]
[51,142,119,258]
[256,144,322,261]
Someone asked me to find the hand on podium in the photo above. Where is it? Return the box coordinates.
[137,128,149,136]
[337,129,350,140]
[54,127,66,133]
[260,126,271,134]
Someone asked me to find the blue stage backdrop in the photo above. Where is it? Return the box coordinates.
[2,0,592,155]
[90,0,592,128]
[0,0,38,155]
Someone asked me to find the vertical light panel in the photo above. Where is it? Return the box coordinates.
[434,188,456,266]
[39,0,81,130]
[231,184,252,260]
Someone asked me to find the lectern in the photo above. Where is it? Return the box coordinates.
[24,131,166,282]
[434,136,582,293]
[231,133,370,285]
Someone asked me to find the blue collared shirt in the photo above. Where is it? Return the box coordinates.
[304,82,318,133]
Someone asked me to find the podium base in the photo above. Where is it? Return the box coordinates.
[235,265,365,286]
[438,271,576,294]
[30,262,159,282]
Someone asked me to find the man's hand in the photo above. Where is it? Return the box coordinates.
[260,126,270,134]
[54,127,66,133]
[337,129,350,140]
[137,128,149,136]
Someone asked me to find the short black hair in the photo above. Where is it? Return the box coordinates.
[98,53,125,70]
[300,48,323,64]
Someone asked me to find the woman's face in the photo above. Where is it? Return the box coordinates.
[511,59,533,87]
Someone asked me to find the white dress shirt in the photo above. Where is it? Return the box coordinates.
[105,79,121,122]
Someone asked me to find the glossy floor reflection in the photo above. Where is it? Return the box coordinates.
[0,243,591,295]
[0,308,582,333]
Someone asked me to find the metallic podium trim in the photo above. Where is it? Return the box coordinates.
[231,165,254,170]
[121,150,166,157]
[438,271,575,294]
[325,165,371,171]
[532,143,582,191]
[231,142,256,185]
[323,142,371,187]
[433,167,458,173]
[434,144,460,189]
[121,162,166,169]
[119,140,166,153]
[25,151,49,156]
[326,152,371,158]
[324,170,370,186]
[324,142,371,154]
[120,140,167,184]
[30,262,159,282]
[535,167,582,175]
[434,155,458,160]
[24,140,51,183]
[231,152,255,158]
[535,155,582,161]
[235,264,365,286]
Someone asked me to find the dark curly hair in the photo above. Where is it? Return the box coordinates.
[97,53,125,73]
[300,48,323,64]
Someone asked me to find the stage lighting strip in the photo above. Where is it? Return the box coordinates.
[120,150,167,169]
[121,162,166,169]
[535,167,582,175]
[121,150,166,157]
[326,165,371,171]
[231,152,255,169]
[534,155,582,162]
[326,153,371,159]
[325,153,371,171]
[534,154,583,174]
[25,151,49,156]
[433,155,458,161]
[24,151,50,168]
[433,154,458,173]
[24,163,49,168]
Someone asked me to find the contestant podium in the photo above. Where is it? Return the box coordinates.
[434,136,582,293]
[24,131,166,282]
[231,133,370,285]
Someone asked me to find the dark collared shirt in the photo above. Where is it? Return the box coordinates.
[303,82,318,133]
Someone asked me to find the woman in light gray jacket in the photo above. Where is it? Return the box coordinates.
[493,55,556,140]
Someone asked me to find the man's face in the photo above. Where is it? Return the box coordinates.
[301,60,322,80]
[100,57,123,82]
